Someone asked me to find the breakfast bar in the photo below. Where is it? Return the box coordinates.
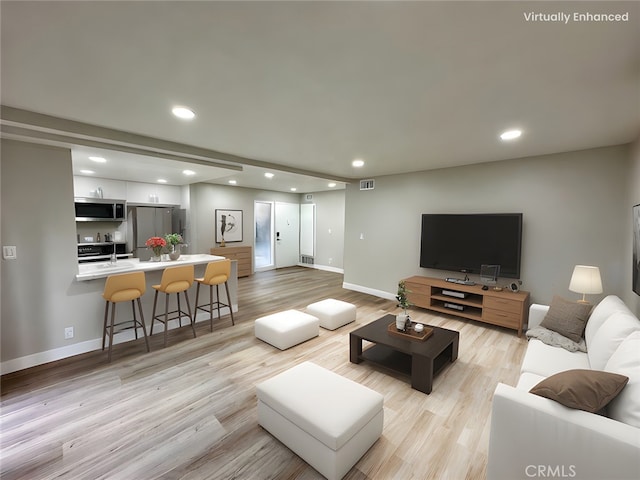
[73,254,239,349]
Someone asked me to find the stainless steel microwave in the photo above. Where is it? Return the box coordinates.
[74,198,126,221]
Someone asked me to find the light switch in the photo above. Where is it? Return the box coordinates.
[3,246,17,260]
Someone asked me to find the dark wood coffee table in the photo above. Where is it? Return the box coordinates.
[350,314,459,394]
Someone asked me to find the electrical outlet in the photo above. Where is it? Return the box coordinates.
[64,327,74,339]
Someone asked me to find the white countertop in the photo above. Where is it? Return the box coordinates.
[75,254,227,281]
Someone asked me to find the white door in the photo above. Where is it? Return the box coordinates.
[275,202,300,268]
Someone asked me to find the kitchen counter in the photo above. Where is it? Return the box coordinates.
[76,254,226,281]
[70,253,239,352]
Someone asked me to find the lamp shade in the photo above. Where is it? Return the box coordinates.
[569,265,603,295]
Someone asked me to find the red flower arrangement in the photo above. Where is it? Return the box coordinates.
[145,236,166,257]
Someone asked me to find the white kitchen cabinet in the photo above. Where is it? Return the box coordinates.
[73,176,127,199]
[125,181,181,205]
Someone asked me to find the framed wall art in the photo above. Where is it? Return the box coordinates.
[215,209,243,244]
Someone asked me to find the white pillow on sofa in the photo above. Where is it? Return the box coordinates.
[604,331,640,427]
[588,312,640,370]
[584,295,632,346]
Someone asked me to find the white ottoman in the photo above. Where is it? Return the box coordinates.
[306,299,356,330]
[257,362,384,480]
[255,309,319,350]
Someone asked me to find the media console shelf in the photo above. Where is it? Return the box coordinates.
[404,276,530,336]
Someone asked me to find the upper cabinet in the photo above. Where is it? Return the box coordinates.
[73,176,181,206]
[125,181,181,205]
[73,176,126,199]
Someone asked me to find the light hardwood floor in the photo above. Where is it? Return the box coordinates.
[1,267,527,480]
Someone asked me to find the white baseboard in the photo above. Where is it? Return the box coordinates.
[0,305,238,375]
[296,263,344,274]
[342,282,396,301]
[0,338,104,375]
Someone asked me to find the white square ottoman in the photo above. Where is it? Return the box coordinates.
[306,299,356,330]
[257,362,384,480]
[255,309,319,350]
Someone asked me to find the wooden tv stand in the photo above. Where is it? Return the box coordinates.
[404,276,530,336]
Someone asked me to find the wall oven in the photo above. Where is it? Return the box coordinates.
[75,198,126,221]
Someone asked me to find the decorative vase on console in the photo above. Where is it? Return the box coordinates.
[165,233,184,261]
[169,243,181,261]
[395,280,413,332]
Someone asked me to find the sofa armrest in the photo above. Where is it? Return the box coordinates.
[527,303,549,331]
[488,383,640,480]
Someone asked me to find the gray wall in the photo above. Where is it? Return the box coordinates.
[1,140,79,361]
[189,182,300,257]
[628,136,640,314]
[1,138,636,369]
[304,190,346,270]
[343,145,634,310]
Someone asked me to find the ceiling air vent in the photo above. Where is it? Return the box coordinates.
[359,179,375,191]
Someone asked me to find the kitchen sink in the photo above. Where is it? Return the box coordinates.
[79,261,136,273]
[94,261,134,270]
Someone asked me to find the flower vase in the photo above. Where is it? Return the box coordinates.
[396,313,409,332]
[169,244,181,261]
[151,248,163,262]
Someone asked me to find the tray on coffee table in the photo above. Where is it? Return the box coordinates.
[387,322,433,341]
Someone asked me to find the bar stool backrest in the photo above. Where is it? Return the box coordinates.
[202,259,231,286]
[102,271,146,303]
[159,264,194,293]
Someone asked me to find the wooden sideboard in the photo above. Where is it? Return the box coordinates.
[210,246,252,278]
[404,276,530,336]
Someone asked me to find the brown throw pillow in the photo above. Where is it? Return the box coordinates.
[540,296,592,342]
[530,369,629,413]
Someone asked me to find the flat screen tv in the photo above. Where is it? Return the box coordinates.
[420,213,523,279]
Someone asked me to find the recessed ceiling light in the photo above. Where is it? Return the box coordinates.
[264,172,274,179]
[89,156,106,163]
[228,180,237,185]
[172,106,195,120]
[290,187,297,192]
[80,169,95,174]
[352,159,365,168]
[157,178,168,183]
[182,169,196,176]
[328,182,337,188]
[500,129,522,140]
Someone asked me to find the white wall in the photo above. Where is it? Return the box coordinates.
[343,145,632,307]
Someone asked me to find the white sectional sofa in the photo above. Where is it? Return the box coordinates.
[488,295,640,480]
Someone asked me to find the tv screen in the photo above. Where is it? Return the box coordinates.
[420,213,523,279]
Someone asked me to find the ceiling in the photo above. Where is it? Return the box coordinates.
[1,1,639,193]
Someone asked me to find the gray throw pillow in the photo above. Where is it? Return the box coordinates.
[540,295,592,343]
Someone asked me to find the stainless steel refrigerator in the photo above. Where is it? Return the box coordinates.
[129,206,184,261]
